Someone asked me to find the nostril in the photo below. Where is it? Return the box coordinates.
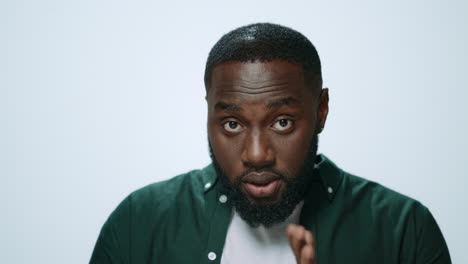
[241,147,275,168]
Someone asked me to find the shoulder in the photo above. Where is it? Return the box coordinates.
[105,164,216,225]
[90,165,218,262]
[317,154,423,214]
[127,165,216,212]
[131,168,207,202]
[340,170,448,250]
[341,173,451,262]
[343,172,424,216]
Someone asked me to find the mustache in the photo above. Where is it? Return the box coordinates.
[235,167,288,184]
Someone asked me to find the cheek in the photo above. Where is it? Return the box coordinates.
[272,126,314,175]
[208,125,245,178]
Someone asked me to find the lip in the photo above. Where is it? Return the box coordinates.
[242,172,280,185]
[241,172,282,199]
[243,180,281,198]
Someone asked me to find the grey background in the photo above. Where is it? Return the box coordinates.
[1,0,467,263]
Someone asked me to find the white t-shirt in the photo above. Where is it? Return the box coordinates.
[220,201,304,264]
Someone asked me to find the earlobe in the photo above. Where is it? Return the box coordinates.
[315,120,324,134]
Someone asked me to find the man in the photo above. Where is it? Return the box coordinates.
[90,23,451,264]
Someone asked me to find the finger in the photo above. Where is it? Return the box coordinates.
[287,224,303,254]
[304,229,315,248]
[303,230,317,263]
[300,244,316,264]
[287,224,307,260]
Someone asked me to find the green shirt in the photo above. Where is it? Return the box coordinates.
[90,154,451,263]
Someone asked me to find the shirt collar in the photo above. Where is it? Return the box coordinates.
[201,163,218,194]
[313,153,344,202]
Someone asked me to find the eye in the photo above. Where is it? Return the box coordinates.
[223,121,244,133]
[272,119,293,131]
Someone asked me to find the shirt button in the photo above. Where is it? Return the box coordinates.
[219,194,227,203]
[204,182,212,189]
[328,186,333,194]
[208,252,216,261]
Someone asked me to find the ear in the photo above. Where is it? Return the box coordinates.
[316,88,329,134]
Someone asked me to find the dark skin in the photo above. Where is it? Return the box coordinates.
[206,60,329,264]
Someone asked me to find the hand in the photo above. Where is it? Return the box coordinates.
[286,224,317,264]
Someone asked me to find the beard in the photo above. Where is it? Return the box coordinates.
[209,134,319,228]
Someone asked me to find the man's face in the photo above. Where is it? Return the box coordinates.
[207,60,328,226]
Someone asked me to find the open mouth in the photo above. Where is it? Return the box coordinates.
[243,179,281,198]
[241,172,282,199]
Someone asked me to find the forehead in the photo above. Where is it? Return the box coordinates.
[207,60,312,104]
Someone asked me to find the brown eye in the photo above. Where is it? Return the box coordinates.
[223,121,244,133]
[279,119,288,127]
[272,119,293,131]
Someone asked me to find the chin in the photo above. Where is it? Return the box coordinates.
[243,191,284,206]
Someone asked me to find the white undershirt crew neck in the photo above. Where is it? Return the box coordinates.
[220,201,304,264]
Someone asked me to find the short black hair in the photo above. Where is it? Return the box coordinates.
[204,22,322,89]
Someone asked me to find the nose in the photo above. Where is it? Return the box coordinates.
[241,129,275,168]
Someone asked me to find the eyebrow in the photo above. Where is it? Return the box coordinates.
[214,102,242,111]
[214,97,299,112]
[266,97,299,108]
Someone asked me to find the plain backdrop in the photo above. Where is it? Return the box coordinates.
[1,0,467,263]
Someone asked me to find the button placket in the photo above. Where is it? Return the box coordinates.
[218,195,227,203]
[208,252,216,261]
